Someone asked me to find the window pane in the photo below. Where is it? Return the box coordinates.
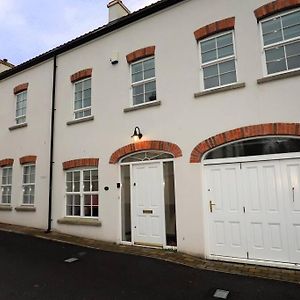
[75,100,82,110]
[92,181,98,192]
[74,206,80,216]
[83,171,90,181]
[66,172,72,182]
[66,182,72,192]
[263,30,283,45]
[144,69,155,80]
[283,24,300,40]
[83,89,91,100]
[145,91,157,102]
[204,76,219,89]
[74,182,80,192]
[218,45,234,59]
[143,58,154,71]
[219,60,235,74]
[84,195,91,205]
[145,81,156,92]
[74,171,80,182]
[267,59,287,74]
[287,55,300,69]
[83,180,90,192]
[133,85,144,96]
[83,109,91,117]
[282,11,300,28]
[83,79,91,90]
[74,195,80,205]
[91,170,98,181]
[83,97,91,108]
[133,94,144,105]
[286,41,300,57]
[220,71,237,85]
[265,46,285,62]
[203,65,218,79]
[201,38,216,53]
[132,72,143,83]
[132,62,143,74]
[217,33,233,48]
[75,82,82,92]
[202,49,217,63]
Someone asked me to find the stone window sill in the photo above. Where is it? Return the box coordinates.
[66,116,94,126]
[0,205,12,211]
[9,123,28,131]
[123,100,161,113]
[57,217,102,227]
[15,205,36,212]
[194,82,246,98]
[257,69,300,84]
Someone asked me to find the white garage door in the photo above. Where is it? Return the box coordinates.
[206,159,300,265]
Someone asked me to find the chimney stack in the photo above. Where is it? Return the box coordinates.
[0,59,14,73]
[107,0,130,22]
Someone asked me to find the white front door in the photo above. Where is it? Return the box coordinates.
[132,162,165,246]
[206,159,300,265]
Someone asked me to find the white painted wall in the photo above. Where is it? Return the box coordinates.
[1,0,300,257]
[0,61,53,229]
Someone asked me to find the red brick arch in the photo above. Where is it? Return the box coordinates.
[109,141,182,164]
[194,17,235,41]
[254,0,300,21]
[63,158,99,170]
[190,123,300,163]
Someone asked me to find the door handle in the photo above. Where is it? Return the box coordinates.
[209,200,216,213]
[292,187,295,202]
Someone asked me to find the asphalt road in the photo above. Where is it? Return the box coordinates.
[0,230,299,300]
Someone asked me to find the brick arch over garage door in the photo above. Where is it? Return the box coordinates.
[109,140,182,164]
[190,123,300,163]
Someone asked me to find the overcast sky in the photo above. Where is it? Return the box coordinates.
[0,0,157,65]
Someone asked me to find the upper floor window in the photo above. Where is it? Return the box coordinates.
[131,57,156,106]
[261,9,300,75]
[22,164,35,205]
[1,167,12,204]
[16,91,27,124]
[200,31,237,90]
[74,78,91,119]
[65,168,99,218]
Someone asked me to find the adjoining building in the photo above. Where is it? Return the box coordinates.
[1,0,300,269]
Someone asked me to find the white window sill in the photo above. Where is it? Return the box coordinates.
[194,82,246,98]
[123,100,161,113]
[257,69,300,84]
[9,123,28,131]
[66,115,94,126]
[0,204,12,211]
[57,217,101,227]
[15,205,36,212]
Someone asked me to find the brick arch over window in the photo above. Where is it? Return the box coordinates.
[63,158,99,170]
[190,123,300,163]
[109,141,182,164]
[194,17,235,41]
[20,155,37,165]
[255,0,300,21]
[0,158,14,167]
[14,83,29,95]
[126,46,156,64]
[70,68,92,83]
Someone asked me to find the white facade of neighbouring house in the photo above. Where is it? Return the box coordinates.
[1,0,300,269]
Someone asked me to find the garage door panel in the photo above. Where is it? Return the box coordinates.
[250,222,264,249]
[244,167,261,212]
[269,223,284,250]
[207,164,247,258]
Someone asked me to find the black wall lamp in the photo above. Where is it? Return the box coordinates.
[131,126,143,142]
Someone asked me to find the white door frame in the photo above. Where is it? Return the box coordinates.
[202,151,300,269]
[119,157,176,249]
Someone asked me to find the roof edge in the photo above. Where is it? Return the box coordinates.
[0,0,186,81]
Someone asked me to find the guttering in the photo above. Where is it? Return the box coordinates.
[0,0,186,81]
[46,55,57,233]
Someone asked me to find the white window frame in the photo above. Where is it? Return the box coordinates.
[199,30,238,91]
[22,164,35,205]
[65,168,99,218]
[130,56,157,107]
[1,166,12,205]
[73,77,92,120]
[260,8,300,77]
[15,91,27,124]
